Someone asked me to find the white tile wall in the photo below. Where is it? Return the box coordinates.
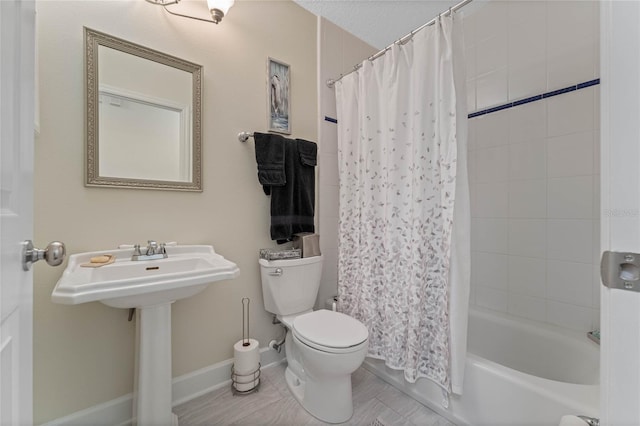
[467,1,600,332]
[508,140,546,180]
[508,255,546,298]
[547,176,594,219]
[546,259,593,308]
[508,180,546,218]
[508,101,546,144]
[547,88,595,137]
[507,293,547,323]
[476,286,509,312]
[476,68,509,110]
[547,300,594,331]
[546,1,598,89]
[476,110,509,148]
[546,219,594,264]
[476,146,509,183]
[507,11,547,100]
[472,218,509,254]
[317,1,600,333]
[508,219,547,258]
[547,131,594,178]
[474,182,508,218]
[477,35,508,76]
[507,0,547,25]
[472,1,507,46]
[472,252,509,290]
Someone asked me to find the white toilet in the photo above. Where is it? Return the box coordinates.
[259,255,368,424]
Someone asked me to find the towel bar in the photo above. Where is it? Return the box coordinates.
[238,132,254,142]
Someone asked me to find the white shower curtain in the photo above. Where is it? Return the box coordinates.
[335,15,469,396]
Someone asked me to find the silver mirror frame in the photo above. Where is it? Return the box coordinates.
[85,27,203,191]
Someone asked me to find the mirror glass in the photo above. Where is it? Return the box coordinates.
[85,28,202,191]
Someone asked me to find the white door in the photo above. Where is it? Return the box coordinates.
[600,1,640,425]
[0,0,35,424]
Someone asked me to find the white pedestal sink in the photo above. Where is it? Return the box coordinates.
[52,245,240,425]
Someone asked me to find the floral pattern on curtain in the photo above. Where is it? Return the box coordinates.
[335,16,458,393]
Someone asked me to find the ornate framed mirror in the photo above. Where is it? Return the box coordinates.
[85,27,202,191]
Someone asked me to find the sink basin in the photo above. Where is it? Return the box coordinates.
[52,245,240,308]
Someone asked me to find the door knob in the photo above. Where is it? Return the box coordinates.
[22,240,66,271]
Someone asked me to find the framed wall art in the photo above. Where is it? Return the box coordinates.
[267,57,290,134]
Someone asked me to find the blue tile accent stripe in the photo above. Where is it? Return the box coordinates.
[577,79,600,89]
[324,79,600,122]
[542,86,576,98]
[468,78,600,119]
[513,95,542,107]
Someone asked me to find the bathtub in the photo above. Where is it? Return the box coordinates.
[363,307,600,426]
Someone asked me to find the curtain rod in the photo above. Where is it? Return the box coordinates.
[326,0,473,88]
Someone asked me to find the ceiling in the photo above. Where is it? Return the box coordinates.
[292,0,463,49]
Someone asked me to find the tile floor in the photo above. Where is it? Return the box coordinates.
[174,362,455,426]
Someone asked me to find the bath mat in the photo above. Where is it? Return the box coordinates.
[370,418,388,426]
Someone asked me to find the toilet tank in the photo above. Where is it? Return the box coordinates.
[259,255,323,316]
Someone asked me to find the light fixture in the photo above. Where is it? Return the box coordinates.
[145,0,235,24]
[207,0,234,24]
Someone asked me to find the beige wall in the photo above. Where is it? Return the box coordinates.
[34,1,316,423]
[316,18,376,310]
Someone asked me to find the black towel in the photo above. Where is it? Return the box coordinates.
[254,132,285,195]
[269,138,317,243]
[297,138,318,167]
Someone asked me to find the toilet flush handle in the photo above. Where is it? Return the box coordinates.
[269,268,283,276]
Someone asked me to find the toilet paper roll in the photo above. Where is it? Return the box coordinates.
[233,373,260,393]
[559,415,589,426]
[233,338,260,375]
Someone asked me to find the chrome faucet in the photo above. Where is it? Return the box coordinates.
[578,416,599,426]
[131,240,169,261]
[147,240,158,255]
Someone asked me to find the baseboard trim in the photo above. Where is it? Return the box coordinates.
[43,347,285,426]
[42,393,134,426]
[171,346,285,406]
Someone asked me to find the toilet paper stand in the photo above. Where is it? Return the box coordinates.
[230,363,262,395]
[230,298,261,395]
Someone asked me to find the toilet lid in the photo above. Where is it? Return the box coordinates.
[292,310,368,349]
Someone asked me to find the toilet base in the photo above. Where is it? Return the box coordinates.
[285,364,354,424]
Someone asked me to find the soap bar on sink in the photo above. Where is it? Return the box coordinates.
[81,254,115,268]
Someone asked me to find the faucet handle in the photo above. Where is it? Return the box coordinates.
[133,244,142,256]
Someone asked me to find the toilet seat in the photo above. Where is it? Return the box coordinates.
[292,310,368,354]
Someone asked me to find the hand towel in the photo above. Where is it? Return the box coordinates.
[296,138,317,167]
[254,132,286,195]
[269,138,317,242]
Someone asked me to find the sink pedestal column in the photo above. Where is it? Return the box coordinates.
[136,302,177,425]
